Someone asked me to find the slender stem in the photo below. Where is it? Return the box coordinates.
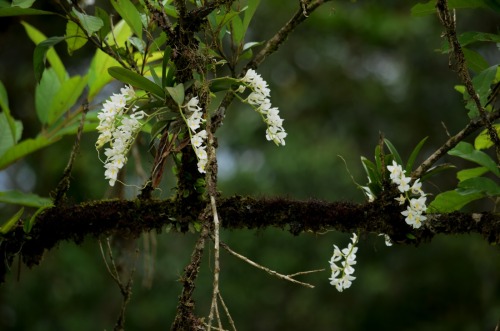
[220,241,316,288]
[412,110,500,178]
[207,195,221,330]
[436,0,500,162]
[51,101,88,205]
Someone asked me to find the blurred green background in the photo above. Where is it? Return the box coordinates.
[1,1,500,330]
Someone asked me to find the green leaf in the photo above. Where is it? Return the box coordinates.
[0,190,52,207]
[149,120,170,142]
[162,46,172,88]
[11,0,35,8]
[463,48,489,73]
[33,36,66,82]
[0,208,24,235]
[457,166,489,182]
[230,14,244,45]
[428,190,484,213]
[361,156,380,185]
[374,144,382,175]
[72,8,104,35]
[440,32,500,54]
[0,80,19,142]
[457,177,500,196]
[367,182,382,197]
[149,64,161,86]
[166,83,185,106]
[87,20,132,99]
[243,0,261,32]
[151,32,167,53]
[0,7,53,16]
[448,142,500,177]
[459,31,500,47]
[47,75,88,125]
[52,116,98,138]
[95,7,111,42]
[88,51,120,100]
[111,0,143,39]
[454,85,465,95]
[108,66,165,99]
[411,0,489,16]
[212,9,241,31]
[22,21,67,83]
[25,204,52,233]
[35,68,61,124]
[163,4,178,18]
[88,20,132,100]
[129,36,145,53]
[411,2,436,16]
[0,136,54,170]
[239,48,253,60]
[0,112,22,156]
[65,21,88,55]
[406,136,428,173]
[421,163,455,182]
[0,80,8,112]
[473,65,498,103]
[384,139,403,166]
[209,77,241,92]
[242,41,262,51]
[474,124,500,150]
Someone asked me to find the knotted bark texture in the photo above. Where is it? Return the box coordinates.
[1,195,499,283]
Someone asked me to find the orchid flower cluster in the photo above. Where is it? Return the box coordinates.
[387,160,427,229]
[329,233,359,292]
[237,69,287,146]
[96,85,146,186]
[184,97,208,173]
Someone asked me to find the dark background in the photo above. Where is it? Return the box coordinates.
[1,1,499,330]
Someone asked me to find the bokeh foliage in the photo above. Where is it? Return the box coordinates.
[0,0,499,330]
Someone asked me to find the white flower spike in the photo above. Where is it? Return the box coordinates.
[387,161,427,229]
[329,233,359,292]
[238,69,287,146]
[96,86,143,186]
[184,97,208,174]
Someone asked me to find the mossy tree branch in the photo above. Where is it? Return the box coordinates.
[1,195,499,283]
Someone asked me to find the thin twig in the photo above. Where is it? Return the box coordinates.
[99,238,138,331]
[300,0,309,17]
[218,293,237,331]
[52,101,88,205]
[215,295,223,331]
[170,223,210,330]
[287,268,325,278]
[436,0,500,162]
[64,2,132,70]
[220,242,315,288]
[412,109,500,178]
[99,239,121,285]
[207,195,221,330]
[212,0,331,131]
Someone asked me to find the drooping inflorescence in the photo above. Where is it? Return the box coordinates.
[96,85,145,186]
[329,233,359,292]
[237,69,287,146]
[387,160,427,229]
[184,97,208,173]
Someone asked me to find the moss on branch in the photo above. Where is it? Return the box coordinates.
[0,195,499,283]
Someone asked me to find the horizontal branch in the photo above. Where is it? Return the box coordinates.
[1,196,499,283]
